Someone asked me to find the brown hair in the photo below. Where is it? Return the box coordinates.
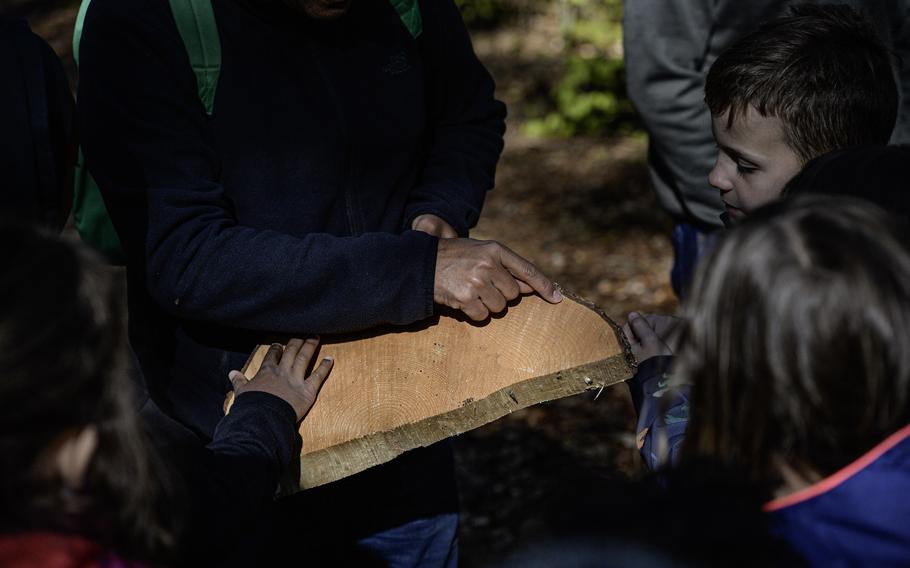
[705,4,898,163]
[0,224,172,559]
[676,196,910,488]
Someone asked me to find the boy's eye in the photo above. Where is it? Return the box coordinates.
[736,162,758,175]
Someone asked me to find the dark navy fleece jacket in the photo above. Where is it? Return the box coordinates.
[0,17,74,231]
[631,358,910,566]
[78,0,506,434]
[136,367,299,566]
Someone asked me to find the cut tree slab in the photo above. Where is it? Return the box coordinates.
[241,290,635,490]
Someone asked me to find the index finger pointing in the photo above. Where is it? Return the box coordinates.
[498,246,562,303]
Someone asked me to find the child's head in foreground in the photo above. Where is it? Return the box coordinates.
[674,196,910,493]
[0,224,168,557]
[705,4,898,222]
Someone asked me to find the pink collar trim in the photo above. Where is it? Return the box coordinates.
[763,422,910,513]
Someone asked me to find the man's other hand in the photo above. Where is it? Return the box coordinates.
[225,338,333,422]
[434,238,562,321]
[412,214,458,238]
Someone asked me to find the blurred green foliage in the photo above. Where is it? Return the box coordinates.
[524,0,640,138]
[453,0,640,138]
[524,56,634,137]
[455,0,512,28]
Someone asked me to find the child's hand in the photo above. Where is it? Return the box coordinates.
[225,338,334,422]
[639,313,684,352]
[623,312,673,364]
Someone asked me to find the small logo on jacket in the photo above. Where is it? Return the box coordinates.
[383,51,411,75]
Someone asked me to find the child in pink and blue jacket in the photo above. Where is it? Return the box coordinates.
[625,195,910,565]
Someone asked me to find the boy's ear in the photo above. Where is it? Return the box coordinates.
[54,426,98,489]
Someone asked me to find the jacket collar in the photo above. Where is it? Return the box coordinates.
[764,422,910,512]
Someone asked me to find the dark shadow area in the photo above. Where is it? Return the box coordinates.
[489,464,803,567]
[2,0,73,18]
[454,386,639,564]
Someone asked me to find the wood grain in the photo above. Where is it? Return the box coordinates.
[241,291,634,490]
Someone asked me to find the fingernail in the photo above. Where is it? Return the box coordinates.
[552,288,562,301]
[324,356,334,362]
[629,312,640,319]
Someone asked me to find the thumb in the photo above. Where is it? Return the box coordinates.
[228,370,249,392]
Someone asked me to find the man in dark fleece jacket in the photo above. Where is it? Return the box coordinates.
[77,0,556,564]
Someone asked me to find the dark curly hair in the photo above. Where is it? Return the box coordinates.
[0,224,172,560]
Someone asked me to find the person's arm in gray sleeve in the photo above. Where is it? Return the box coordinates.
[889,3,910,145]
[623,0,723,228]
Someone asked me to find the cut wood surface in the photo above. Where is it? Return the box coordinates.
[241,290,635,491]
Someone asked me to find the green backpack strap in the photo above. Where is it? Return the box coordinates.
[72,0,417,262]
[71,0,221,263]
[76,0,221,113]
[73,0,125,262]
[168,0,221,114]
[73,0,90,66]
[390,0,422,39]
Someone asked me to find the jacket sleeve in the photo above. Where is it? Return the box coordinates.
[627,356,690,470]
[890,6,910,145]
[77,0,437,334]
[622,0,722,227]
[139,388,299,563]
[207,392,300,503]
[402,0,507,237]
[0,17,74,231]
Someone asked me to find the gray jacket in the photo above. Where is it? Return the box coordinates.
[624,0,910,228]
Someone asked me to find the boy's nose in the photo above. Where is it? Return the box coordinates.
[708,160,733,192]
